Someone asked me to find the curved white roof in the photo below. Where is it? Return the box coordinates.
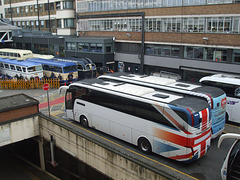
[200,74,240,86]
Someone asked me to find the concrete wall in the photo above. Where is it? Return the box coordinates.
[0,116,39,147]
[39,115,172,180]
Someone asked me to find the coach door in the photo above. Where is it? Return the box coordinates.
[65,90,74,120]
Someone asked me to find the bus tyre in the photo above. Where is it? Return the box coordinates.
[80,116,89,128]
[138,138,152,154]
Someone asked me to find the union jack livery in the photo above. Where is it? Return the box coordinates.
[98,72,226,139]
[59,79,212,162]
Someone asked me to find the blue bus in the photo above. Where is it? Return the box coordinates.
[55,57,97,79]
[0,57,43,79]
[26,58,78,83]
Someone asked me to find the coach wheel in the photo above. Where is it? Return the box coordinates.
[80,115,89,128]
[138,138,152,154]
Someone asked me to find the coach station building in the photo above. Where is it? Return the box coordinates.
[1,1,240,80]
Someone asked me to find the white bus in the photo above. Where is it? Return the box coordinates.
[218,133,240,180]
[59,79,212,162]
[200,74,240,124]
[0,57,43,79]
[0,48,33,60]
[98,72,226,139]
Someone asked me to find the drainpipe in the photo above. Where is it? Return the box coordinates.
[50,135,57,167]
[140,12,145,75]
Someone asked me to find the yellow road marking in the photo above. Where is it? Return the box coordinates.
[226,123,240,128]
[51,114,198,180]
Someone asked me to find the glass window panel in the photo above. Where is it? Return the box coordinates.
[145,45,154,55]
[233,17,240,33]
[162,45,171,56]
[224,17,231,33]
[184,46,194,58]
[232,50,240,63]
[156,19,161,32]
[214,49,227,62]
[193,47,203,59]
[154,45,162,55]
[171,46,180,57]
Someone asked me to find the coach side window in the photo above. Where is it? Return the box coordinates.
[16,66,22,71]
[10,65,15,70]
[4,64,9,69]
[0,63,3,67]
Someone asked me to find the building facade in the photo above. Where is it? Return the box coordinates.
[3,0,76,36]
[73,0,240,81]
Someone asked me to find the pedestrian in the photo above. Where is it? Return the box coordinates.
[50,71,56,79]
[30,75,34,81]
[19,74,23,80]
[68,72,73,83]
[15,74,19,80]
[57,74,62,81]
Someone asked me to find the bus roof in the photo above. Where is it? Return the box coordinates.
[99,72,225,97]
[104,72,177,85]
[70,79,209,112]
[0,58,42,67]
[0,48,32,55]
[200,74,240,86]
[55,57,94,66]
[27,58,77,67]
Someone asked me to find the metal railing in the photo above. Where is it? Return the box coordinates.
[0,79,60,90]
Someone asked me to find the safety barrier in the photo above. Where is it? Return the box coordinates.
[0,79,60,90]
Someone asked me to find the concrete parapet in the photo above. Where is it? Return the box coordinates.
[39,114,191,180]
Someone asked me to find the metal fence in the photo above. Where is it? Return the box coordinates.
[0,79,60,90]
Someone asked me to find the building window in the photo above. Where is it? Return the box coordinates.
[57,19,61,28]
[41,20,44,28]
[19,7,23,13]
[29,5,33,12]
[232,50,240,63]
[63,1,74,9]
[50,3,54,10]
[44,3,49,11]
[184,46,204,59]
[31,21,34,28]
[51,20,56,28]
[66,42,76,51]
[207,17,231,33]
[25,6,29,13]
[56,2,61,9]
[64,19,74,28]
[26,21,30,28]
[78,15,240,34]
[36,20,39,28]
[16,7,20,14]
[39,4,43,12]
[145,44,180,57]
[233,16,240,34]
[184,47,227,62]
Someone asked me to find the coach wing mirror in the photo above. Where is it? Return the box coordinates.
[235,87,240,97]
[59,86,70,95]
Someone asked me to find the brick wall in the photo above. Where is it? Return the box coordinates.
[0,105,39,123]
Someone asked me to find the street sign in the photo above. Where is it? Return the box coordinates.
[43,83,51,117]
[43,83,50,91]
